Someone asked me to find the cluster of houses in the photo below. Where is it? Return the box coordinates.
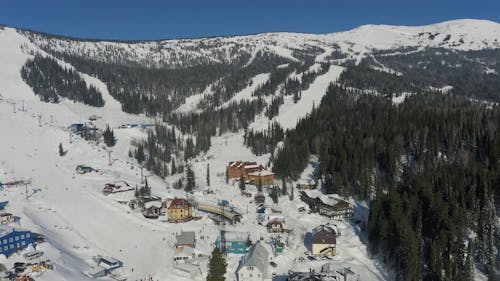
[227,161,275,186]
[220,223,339,281]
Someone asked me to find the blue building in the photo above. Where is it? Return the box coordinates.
[216,231,249,254]
[0,225,36,257]
[69,123,84,134]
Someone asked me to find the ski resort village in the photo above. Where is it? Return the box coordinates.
[0,16,499,281]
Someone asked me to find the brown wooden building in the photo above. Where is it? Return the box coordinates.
[248,170,275,185]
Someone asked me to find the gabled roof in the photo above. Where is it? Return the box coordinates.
[248,170,275,177]
[169,198,192,209]
[312,225,337,245]
[176,231,196,246]
[217,231,249,242]
[302,190,351,209]
[239,241,269,273]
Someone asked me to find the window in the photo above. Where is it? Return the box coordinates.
[248,266,254,271]
[8,238,13,243]
[9,245,14,249]
[15,236,19,241]
[16,243,19,248]
[3,246,7,251]
[26,233,30,238]
[21,241,25,246]
[249,274,253,278]
[21,235,25,239]
[2,239,6,244]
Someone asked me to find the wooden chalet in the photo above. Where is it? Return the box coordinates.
[296,179,316,190]
[300,190,353,219]
[266,217,285,233]
[248,170,275,185]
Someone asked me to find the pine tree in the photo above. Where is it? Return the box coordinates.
[239,175,246,191]
[206,163,210,187]
[281,178,287,196]
[58,142,64,156]
[207,247,227,281]
[103,124,115,147]
[171,158,176,175]
[185,165,195,192]
[270,186,279,204]
[135,144,145,164]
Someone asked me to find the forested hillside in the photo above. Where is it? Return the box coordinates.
[273,84,499,280]
[20,55,104,106]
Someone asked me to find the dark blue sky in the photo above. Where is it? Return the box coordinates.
[2,0,500,40]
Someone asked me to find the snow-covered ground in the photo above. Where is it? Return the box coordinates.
[250,65,344,131]
[0,28,386,280]
[1,19,498,281]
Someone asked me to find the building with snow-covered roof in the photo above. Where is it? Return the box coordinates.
[176,231,196,248]
[173,245,196,263]
[0,213,14,225]
[311,224,337,256]
[266,217,286,233]
[236,241,269,281]
[300,190,353,219]
[296,179,316,190]
[216,231,249,254]
[167,198,194,222]
[0,225,36,257]
[248,170,275,186]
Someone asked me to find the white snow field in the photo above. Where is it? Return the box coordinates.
[1,19,499,280]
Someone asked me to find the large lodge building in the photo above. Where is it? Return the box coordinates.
[227,161,275,185]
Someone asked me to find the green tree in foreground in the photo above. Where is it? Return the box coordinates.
[207,247,227,281]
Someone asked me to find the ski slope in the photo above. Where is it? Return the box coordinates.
[1,19,498,281]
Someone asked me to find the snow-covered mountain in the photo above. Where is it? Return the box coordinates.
[15,19,500,68]
[0,19,498,281]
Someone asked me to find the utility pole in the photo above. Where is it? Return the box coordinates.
[140,166,144,185]
[38,115,42,127]
[50,115,53,125]
[108,151,112,166]
[13,102,16,113]
[21,100,24,112]
[69,131,72,144]
[25,183,28,200]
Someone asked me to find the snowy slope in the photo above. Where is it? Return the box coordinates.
[0,19,499,281]
[16,19,500,70]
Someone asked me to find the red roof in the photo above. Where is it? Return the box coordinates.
[168,198,192,209]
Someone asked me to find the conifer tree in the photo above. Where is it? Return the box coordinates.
[206,163,210,187]
[58,142,64,156]
[207,247,227,281]
[239,175,246,191]
[135,144,145,164]
[171,158,176,175]
[185,165,195,192]
[103,124,115,147]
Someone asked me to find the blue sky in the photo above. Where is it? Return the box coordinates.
[2,0,500,40]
